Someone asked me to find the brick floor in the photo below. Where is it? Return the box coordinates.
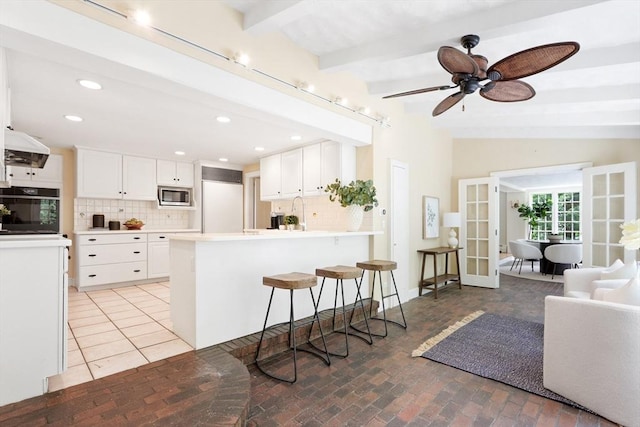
[246,275,618,426]
[0,274,619,426]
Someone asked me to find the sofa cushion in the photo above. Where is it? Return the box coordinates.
[603,259,624,273]
[601,274,640,306]
[600,260,637,280]
[592,288,613,301]
[566,290,591,299]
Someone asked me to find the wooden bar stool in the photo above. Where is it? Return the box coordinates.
[309,265,373,357]
[356,260,408,338]
[254,272,330,383]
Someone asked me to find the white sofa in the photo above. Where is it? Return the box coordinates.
[544,295,640,426]
[563,259,630,299]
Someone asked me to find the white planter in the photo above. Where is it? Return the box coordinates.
[346,205,364,232]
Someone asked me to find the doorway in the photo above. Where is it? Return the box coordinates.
[389,160,409,303]
[244,171,271,229]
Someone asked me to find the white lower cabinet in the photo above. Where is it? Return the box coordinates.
[0,238,70,406]
[76,233,148,289]
[148,233,171,278]
[75,231,191,289]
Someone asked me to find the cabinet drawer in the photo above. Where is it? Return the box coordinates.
[78,262,148,287]
[78,243,147,266]
[147,233,173,242]
[78,233,147,245]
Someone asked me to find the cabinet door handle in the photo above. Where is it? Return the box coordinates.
[89,274,97,278]
[134,237,140,240]
[133,251,141,254]
[32,172,35,176]
[134,269,141,273]
[159,236,166,239]
[89,238,97,242]
[88,254,97,257]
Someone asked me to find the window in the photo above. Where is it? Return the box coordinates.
[530,190,581,241]
[531,193,552,240]
[557,192,581,240]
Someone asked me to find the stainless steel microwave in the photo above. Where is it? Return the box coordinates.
[158,186,192,207]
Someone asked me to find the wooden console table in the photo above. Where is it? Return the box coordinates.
[417,247,462,299]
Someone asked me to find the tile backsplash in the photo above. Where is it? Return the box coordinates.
[74,198,191,231]
[270,195,376,231]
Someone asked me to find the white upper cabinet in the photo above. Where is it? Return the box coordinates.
[303,141,356,197]
[280,148,303,199]
[260,153,283,200]
[260,148,303,201]
[76,149,122,199]
[76,148,156,200]
[8,153,63,188]
[122,155,157,200]
[157,160,194,188]
[261,142,355,200]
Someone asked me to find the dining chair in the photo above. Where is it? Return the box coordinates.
[509,240,543,274]
[544,244,583,279]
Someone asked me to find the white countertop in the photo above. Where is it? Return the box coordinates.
[74,228,200,235]
[170,229,382,242]
[0,234,72,248]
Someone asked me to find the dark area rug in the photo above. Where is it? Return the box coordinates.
[413,312,587,410]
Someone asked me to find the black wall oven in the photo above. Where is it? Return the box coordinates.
[0,186,60,234]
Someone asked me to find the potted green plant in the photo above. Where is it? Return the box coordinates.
[325,179,378,231]
[517,200,552,239]
[284,215,298,230]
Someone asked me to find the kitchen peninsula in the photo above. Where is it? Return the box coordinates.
[0,235,71,406]
[170,230,380,349]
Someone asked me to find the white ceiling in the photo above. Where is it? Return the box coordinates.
[227,0,640,139]
[1,0,639,168]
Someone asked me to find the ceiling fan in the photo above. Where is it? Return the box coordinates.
[383,35,580,116]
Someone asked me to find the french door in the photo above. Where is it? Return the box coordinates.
[459,177,499,288]
[582,162,637,267]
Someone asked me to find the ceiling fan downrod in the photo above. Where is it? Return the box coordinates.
[461,34,480,54]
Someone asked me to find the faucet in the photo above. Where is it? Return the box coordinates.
[291,196,307,231]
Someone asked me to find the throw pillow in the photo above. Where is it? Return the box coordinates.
[601,274,640,306]
[600,260,637,280]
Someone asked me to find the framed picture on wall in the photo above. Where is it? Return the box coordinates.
[423,196,439,239]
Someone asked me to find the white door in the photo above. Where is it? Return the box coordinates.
[390,160,410,302]
[582,162,637,267]
[459,177,499,288]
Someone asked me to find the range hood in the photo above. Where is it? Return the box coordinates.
[4,128,50,168]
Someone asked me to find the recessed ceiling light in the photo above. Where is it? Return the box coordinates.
[216,116,231,123]
[64,115,83,122]
[130,9,151,26]
[77,79,102,90]
[174,151,185,156]
[290,135,302,141]
[219,158,228,162]
[254,147,265,151]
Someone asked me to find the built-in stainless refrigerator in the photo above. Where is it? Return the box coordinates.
[201,167,244,233]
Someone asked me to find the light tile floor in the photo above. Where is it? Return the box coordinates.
[48,281,192,392]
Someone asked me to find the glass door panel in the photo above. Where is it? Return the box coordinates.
[459,177,499,288]
[582,162,637,267]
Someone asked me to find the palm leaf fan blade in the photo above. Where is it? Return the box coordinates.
[480,80,535,102]
[438,46,479,75]
[432,92,465,116]
[487,42,580,81]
